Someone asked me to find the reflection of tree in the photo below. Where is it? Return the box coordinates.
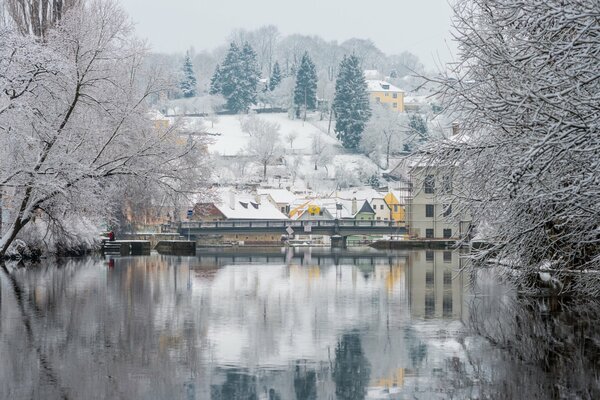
[466,286,600,399]
[294,362,317,400]
[211,370,257,400]
[333,333,371,400]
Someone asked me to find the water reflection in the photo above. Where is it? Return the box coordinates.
[3,249,585,399]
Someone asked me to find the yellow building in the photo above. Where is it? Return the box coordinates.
[384,192,405,222]
[366,80,405,112]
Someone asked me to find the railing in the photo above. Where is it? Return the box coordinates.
[179,219,405,230]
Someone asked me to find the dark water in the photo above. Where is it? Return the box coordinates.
[0,248,599,399]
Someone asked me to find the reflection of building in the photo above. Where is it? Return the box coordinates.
[407,250,467,320]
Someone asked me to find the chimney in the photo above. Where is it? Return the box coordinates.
[229,192,236,210]
[452,122,460,136]
[351,197,357,215]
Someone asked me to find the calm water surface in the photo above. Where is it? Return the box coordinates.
[1,248,599,399]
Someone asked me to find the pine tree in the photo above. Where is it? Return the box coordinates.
[269,61,282,91]
[238,42,260,112]
[218,42,260,113]
[408,113,428,141]
[209,63,222,95]
[293,52,318,118]
[219,42,242,110]
[333,55,371,150]
[180,53,197,98]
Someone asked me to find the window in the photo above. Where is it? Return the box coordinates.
[443,251,452,263]
[442,175,452,194]
[393,92,398,99]
[384,92,389,97]
[381,205,384,210]
[392,102,397,108]
[425,250,434,262]
[376,97,381,102]
[443,293,453,317]
[426,229,434,238]
[443,204,452,217]
[426,204,434,218]
[425,292,435,318]
[377,217,381,220]
[424,175,435,194]
[394,205,398,212]
[443,270,452,285]
[443,229,452,238]
[426,270,434,288]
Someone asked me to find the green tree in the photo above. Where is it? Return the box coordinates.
[217,42,260,113]
[293,52,318,118]
[269,61,282,91]
[209,63,222,95]
[333,55,371,150]
[180,53,197,98]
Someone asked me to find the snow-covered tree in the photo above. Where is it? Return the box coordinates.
[269,61,282,91]
[360,104,407,169]
[285,130,299,150]
[217,41,260,113]
[311,133,333,172]
[241,115,283,180]
[333,54,371,150]
[423,0,600,294]
[4,0,79,39]
[209,63,222,95]
[293,52,318,118]
[180,52,197,98]
[0,0,211,256]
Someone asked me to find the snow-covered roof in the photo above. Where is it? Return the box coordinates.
[256,188,296,205]
[215,193,288,220]
[366,80,403,93]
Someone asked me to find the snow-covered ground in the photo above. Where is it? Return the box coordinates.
[191,112,384,192]
[205,113,339,156]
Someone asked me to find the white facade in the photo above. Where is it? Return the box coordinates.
[370,198,391,221]
[407,166,470,240]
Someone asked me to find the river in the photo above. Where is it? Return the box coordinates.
[0,247,598,399]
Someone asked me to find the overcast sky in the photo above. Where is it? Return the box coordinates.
[119,0,456,69]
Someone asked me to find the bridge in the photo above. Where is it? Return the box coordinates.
[178,219,407,247]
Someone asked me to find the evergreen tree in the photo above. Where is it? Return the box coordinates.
[218,42,260,113]
[219,42,242,111]
[180,53,197,98]
[269,61,282,91]
[209,63,222,95]
[238,42,260,111]
[408,113,428,141]
[293,52,318,118]
[333,55,372,150]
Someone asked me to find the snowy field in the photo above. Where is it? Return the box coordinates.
[205,113,339,156]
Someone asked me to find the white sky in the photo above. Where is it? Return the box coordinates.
[119,0,456,69]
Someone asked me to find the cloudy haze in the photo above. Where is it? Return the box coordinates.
[120,0,456,69]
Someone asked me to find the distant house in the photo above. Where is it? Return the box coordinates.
[256,188,296,215]
[370,197,391,221]
[389,159,471,240]
[366,80,405,112]
[354,200,376,221]
[384,192,406,222]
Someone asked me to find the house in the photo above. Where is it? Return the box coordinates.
[405,163,470,240]
[370,197,391,221]
[193,192,288,244]
[366,80,405,112]
[354,200,376,221]
[384,191,407,222]
[256,188,296,215]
